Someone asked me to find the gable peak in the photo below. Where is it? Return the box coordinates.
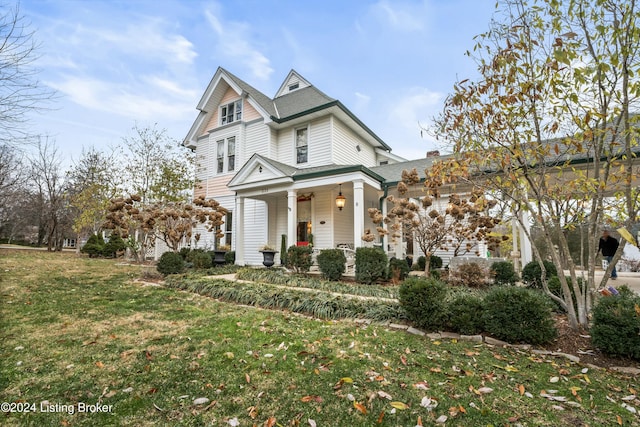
[275,70,312,98]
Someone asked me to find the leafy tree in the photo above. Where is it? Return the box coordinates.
[366,167,502,276]
[436,0,640,329]
[121,124,194,204]
[104,195,226,262]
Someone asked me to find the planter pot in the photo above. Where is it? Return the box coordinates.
[213,250,227,266]
[260,250,277,268]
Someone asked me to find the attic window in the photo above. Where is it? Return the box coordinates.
[220,100,242,125]
[288,83,299,91]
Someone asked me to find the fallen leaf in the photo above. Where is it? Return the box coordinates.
[308,419,316,427]
[145,350,153,360]
[518,384,525,395]
[377,410,385,424]
[354,401,367,414]
[459,405,466,414]
[227,417,239,426]
[95,361,105,368]
[248,405,258,419]
[390,401,409,410]
[621,395,637,401]
[477,387,493,394]
[377,391,392,400]
[245,373,251,384]
[265,416,277,427]
[301,395,323,403]
[416,416,423,426]
[435,415,448,423]
[224,352,234,359]
[550,376,560,383]
[341,377,354,383]
[617,415,623,425]
[400,355,407,365]
[420,397,438,411]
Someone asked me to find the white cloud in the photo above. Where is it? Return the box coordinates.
[390,86,443,130]
[204,5,274,81]
[369,0,428,32]
[354,92,371,111]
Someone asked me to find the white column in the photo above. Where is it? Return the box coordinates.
[353,180,365,248]
[235,196,245,265]
[287,189,297,248]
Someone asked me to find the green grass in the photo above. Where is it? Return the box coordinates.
[1,250,639,426]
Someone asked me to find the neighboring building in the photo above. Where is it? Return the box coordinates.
[183,67,492,266]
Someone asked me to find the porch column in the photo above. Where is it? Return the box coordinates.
[235,196,245,265]
[353,180,364,248]
[287,189,297,248]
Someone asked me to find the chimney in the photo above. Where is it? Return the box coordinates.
[426,150,440,158]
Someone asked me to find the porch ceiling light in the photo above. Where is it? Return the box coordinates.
[336,184,346,211]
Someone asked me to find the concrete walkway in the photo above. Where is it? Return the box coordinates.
[567,270,640,294]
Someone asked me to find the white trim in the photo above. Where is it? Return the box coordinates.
[295,124,310,165]
[275,70,312,98]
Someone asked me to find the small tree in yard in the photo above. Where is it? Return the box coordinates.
[104,195,226,262]
[366,167,502,276]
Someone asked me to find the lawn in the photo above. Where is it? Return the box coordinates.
[1,250,639,426]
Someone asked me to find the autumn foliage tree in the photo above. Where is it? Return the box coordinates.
[104,195,226,262]
[435,0,640,329]
[366,167,502,276]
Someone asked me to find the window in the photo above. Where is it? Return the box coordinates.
[227,137,235,172]
[216,140,224,173]
[225,212,233,247]
[288,82,299,91]
[296,127,308,164]
[220,100,242,125]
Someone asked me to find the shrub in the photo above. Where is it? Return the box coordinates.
[448,294,484,335]
[185,248,206,263]
[157,251,185,276]
[388,257,410,283]
[81,233,105,258]
[522,260,558,288]
[316,249,346,281]
[191,251,212,270]
[399,277,448,331]
[482,286,557,345]
[591,292,640,359]
[286,245,313,273]
[414,255,443,271]
[448,262,491,288]
[102,232,126,258]
[355,247,388,285]
[490,261,518,285]
[224,250,236,265]
[179,247,191,260]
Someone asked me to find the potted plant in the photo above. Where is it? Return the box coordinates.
[259,244,278,268]
[213,244,230,266]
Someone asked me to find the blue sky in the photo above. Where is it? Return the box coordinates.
[22,0,496,163]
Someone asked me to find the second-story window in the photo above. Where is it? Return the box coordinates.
[220,100,242,125]
[296,127,308,164]
[227,137,235,172]
[217,140,225,173]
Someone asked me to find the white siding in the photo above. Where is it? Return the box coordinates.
[333,188,354,247]
[312,191,333,249]
[332,117,376,167]
[243,198,268,265]
[244,121,270,159]
[275,116,332,168]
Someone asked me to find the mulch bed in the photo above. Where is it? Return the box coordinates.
[542,314,638,369]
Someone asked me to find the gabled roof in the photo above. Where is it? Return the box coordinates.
[184,67,392,151]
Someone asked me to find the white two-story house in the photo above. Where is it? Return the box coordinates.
[183,67,490,266]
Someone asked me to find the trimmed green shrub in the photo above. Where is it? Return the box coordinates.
[522,260,558,288]
[179,247,191,260]
[448,294,484,335]
[449,262,491,288]
[414,255,444,271]
[286,245,313,273]
[157,251,185,276]
[482,286,557,345]
[388,257,410,283]
[355,247,388,285]
[192,251,212,270]
[81,233,105,258]
[102,232,126,258]
[316,249,346,281]
[224,250,236,265]
[490,261,518,285]
[591,292,640,359]
[399,277,448,331]
[185,248,206,263]
[280,234,288,266]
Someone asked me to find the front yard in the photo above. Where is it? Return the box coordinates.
[1,250,639,426]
